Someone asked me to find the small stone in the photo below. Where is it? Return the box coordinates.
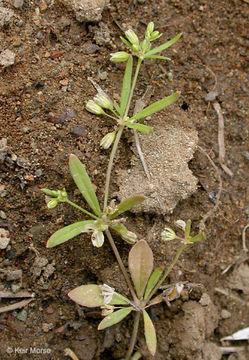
[0,49,15,67]
[42,322,54,332]
[199,293,211,306]
[6,269,22,281]
[0,210,6,219]
[98,71,108,81]
[205,90,219,102]
[221,309,231,319]
[13,37,22,47]
[0,228,10,249]
[11,284,21,293]
[13,0,24,9]
[59,79,69,86]
[72,125,87,137]
[35,169,43,177]
[0,7,14,28]
[82,43,98,54]
[61,0,110,22]
[0,138,7,161]
[16,309,27,322]
[50,50,64,59]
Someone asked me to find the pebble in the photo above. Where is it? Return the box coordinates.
[0,7,14,28]
[0,210,7,219]
[199,293,211,306]
[0,228,10,249]
[16,309,27,322]
[42,322,54,332]
[0,49,16,67]
[221,309,231,319]
[13,0,24,9]
[72,125,87,137]
[82,43,98,54]
[98,71,108,81]
[11,284,21,293]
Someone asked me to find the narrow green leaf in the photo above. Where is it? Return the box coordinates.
[146,33,182,57]
[189,233,205,243]
[69,154,102,216]
[131,92,180,122]
[113,100,121,115]
[128,240,153,299]
[109,195,146,219]
[120,55,133,117]
[145,55,171,61]
[143,310,157,356]
[125,122,152,134]
[144,267,163,299]
[110,223,128,236]
[131,352,142,360]
[185,219,191,238]
[98,307,133,330]
[47,220,95,248]
[68,284,104,307]
[110,292,130,305]
[120,36,133,50]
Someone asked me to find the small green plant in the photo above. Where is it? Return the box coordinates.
[42,22,204,359]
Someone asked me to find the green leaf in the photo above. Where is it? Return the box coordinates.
[131,92,180,122]
[110,223,128,235]
[145,55,171,61]
[125,122,152,134]
[131,352,142,360]
[128,240,153,299]
[189,233,205,243]
[110,292,130,305]
[120,36,133,50]
[109,195,146,219]
[146,33,182,57]
[185,219,191,238]
[42,188,58,197]
[120,55,133,117]
[69,154,102,217]
[144,267,163,299]
[143,310,157,356]
[113,100,121,115]
[47,220,95,248]
[68,284,104,307]
[98,307,133,330]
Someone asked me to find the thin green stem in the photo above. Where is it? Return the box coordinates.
[125,312,140,360]
[124,58,143,119]
[144,243,186,303]
[103,126,124,209]
[105,229,138,303]
[104,112,119,121]
[65,199,99,220]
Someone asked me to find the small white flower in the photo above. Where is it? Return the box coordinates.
[100,284,115,304]
[101,304,114,316]
[85,100,105,115]
[121,231,137,244]
[125,29,139,46]
[175,220,186,231]
[91,231,104,247]
[161,227,177,241]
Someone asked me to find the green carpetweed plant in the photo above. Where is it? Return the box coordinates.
[42,22,204,359]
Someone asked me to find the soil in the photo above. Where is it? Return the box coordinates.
[0,1,249,360]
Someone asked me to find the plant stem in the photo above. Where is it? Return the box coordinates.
[103,126,124,209]
[125,312,140,360]
[105,229,138,303]
[65,199,99,220]
[124,58,142,119]
[144,243,186,303]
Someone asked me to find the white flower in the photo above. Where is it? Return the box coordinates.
[121,231,137,244]
[161,227,177,241]
[91,231,104,247]
[101,304,114,316]
[99,284,115,304]
[85,100,104,115]
[175,220,186,231]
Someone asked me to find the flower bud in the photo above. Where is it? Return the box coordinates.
[94,94,112,110]
[131,44,140,53]
[110,51,130,63]
[161,227,177,241]
[150,31,162,41]
[140,39,151,53]
[47,198,58,209]
[85,100,105,115]
[101,304,114,316]
[146,22,154,34]
[100,132,116,149]
[91,231,104,247]
[125,29,139,46]
[100,284,115,304]
[121,230,137,244]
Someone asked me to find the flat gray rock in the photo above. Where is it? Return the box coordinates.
[116,109,198,214]
[61,0,110,22]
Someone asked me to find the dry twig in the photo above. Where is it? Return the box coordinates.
[242,223,249,252]
[0,291,34,299]
[64,348,79,360]
[0,298,33,314]
[197,146,222,232]
[214,287,249,307]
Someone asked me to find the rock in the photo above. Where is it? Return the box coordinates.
[0,138,7,161]
[0,210,6,219]
[0,49,16,67]
[13,0,24,9]
[221,309,231,319]
[202,342,222,360]
[82,42,98,54]
[16,309,27,322]
[93,22,111,45]
[116,109,198,214]
[61,0,110,22]
[0,228,10,249]
[42,322,54,332]
[228,263,249,295]
[199,293,212,306]
[11,284,21,293]
[0,7,14,28]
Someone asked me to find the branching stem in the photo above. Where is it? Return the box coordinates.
[65,199,99,220]
[125,312,141,360]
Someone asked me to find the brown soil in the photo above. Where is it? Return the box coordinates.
[0,1,249,359]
